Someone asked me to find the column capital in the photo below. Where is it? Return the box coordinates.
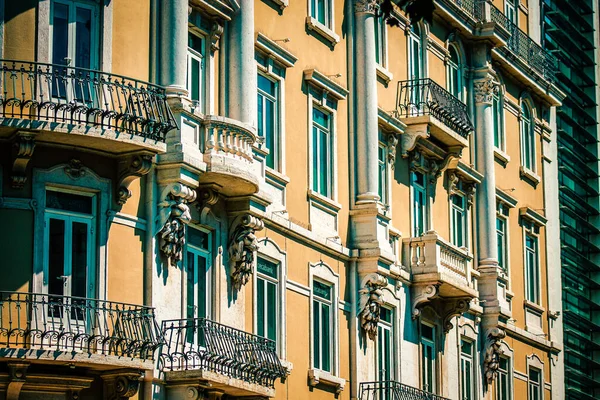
[354,0,378,14]
[473,76,498,105]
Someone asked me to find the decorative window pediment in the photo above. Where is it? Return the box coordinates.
[303,69,348,101]
[256,33,298,68]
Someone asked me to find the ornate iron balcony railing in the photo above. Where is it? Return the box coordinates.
[0,292,162,361]
[396,78,474,138]
[359,381,451,400]
[160,318,286,388]
[0,60,177,141]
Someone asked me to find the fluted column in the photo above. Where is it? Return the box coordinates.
[160,0,188,96]
[354,0,379,204]
[226,0,256,127]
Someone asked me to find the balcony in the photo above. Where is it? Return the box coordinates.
[198,115,259,197]
[359,381,450,400]
[0,60,176,154]
[403,232,477,330]
[396,79,473,158]
[0,292,162,367]
[160,318,286,397]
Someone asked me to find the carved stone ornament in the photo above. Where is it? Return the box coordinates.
[11,133,36,189]
[354,0,379,14]
[229,214,264,291]
[197,187,220,212]
[157,183,197,266]
[102,372,142,400]
[441,298,471,333]
[412,284,439,319]
[483,327,506,384]
[359,274,388,341]
[386,133,399,168]
[209,22,224,53]
[447,171,477,206]
[64,159,86,180]
[117,155,153,205]
[473,77,498,104]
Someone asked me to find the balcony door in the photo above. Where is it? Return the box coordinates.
[185,226,211,346]
[43,189,96,330]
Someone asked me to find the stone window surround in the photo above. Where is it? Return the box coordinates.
[305,0,339,47]
[37,0,113,70]
[406,21,429,80]
[520,207,546,306]
[492,73,510,164]
[496,188,518,285]
[377,286,401,382]
[32,163,111,299]
[444,40,466,102]
[254,237,288,359]
[526,354,545,400]
[375,108,404,216]
[418,318,440,394]
[497,341,515,400]
[183,223,213,320]
[519,95,541,184]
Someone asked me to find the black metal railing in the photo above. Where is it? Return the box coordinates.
[396,78,474,138]
[439,0,477,20]
[485,3,512,33]
[359,381,451,400]
[0,292,162,360]
[160,318,286,388]
[0,60,177,141]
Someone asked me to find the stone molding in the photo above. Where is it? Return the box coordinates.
[101,371,142,399]
[359,273,388,341]
[157,183,197,266]
[117,154,153,205]
[412,284,473,333]
[11,132,36,189]
[229,213,264,291]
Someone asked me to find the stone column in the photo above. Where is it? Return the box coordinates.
[160,0,188,96]
[354,0,379,204]
[227,0,256,127]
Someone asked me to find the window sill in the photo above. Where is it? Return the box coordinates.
[308,368,346,394]
[519,166,540,186]
[305,16,340,47]
[307,189,341,212]
[524,299,545,315]
[266,167,290,185]
[494,147,510,167]
[376,64,393,85]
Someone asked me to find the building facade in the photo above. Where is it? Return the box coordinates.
[0,0,566,399]
[542,0,600,399]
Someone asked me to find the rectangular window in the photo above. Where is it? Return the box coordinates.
[528,367,542,400]
[187,32,205,106]
[451,194,467,248]
[257,74,280,170]
[378,142,389,205]
[310,0,330,26]
[374,16,386,67]
[497,203,509,274]
[461,340,475,400]
[186,227,210,320]
[421,323,436,393]
[256,257,278,343]
[377,307,394,383]
[51,0,98,69]
[497,357,511,400]
[412,171,427,237]
[525,233,540,303]
[312,107,332,198]
[505,0,517,25]
[493,93,504,150]
[313,280,333,372]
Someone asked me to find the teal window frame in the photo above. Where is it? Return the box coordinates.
[378,140,389,206]
[520,101,535,171]
[185,226,211,321]
[256,257,279,343]
[496,356,512,400]
[412,171,427,237]
[527,367,542,400]
[446,44,462,101]
[187,31,206,107]
[408,24,423,81]
[312,106,333,198]
[312,279,333,372]
[460,339,475,400]
[257,73,280,170]
[377,307,395,384]
[505,0,517,25]
[310,0,331,27]
[450,193,467,248]
[420,322,437,393]
[374,15,386,67]
[525,232,540,304]
[497,203,509,274]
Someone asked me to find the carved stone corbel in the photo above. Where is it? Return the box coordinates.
[483,327,506,384]
[447,170,477,206]
[401,125,429,158]
[102,371,142,400]
[441,298,471,333]
[117,154,153,205]
[157,183,197,266]
[6,362,28,400]
[411,284,440,319]
[359,274,388,341]
[386,133,398,168]
[209,22,224,53]
[428,150,461,184]
[229,214,264,291]
[197,186,220,212]
[11,133,35,189]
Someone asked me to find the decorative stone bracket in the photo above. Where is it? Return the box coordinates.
[483,327,506,384]
[157,183,197,266]
[386,133,399,168]
[447,170,477,206]
[117,154,153,205]
[359,273,388,341]
[101,371,142,400]
[229,213,264,292]
[11,133,36,189]
[408,148,462,185]
[412,284,472,333]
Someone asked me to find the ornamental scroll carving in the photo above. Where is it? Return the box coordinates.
[229,214,264,291]
[157,183,197,266]
[447,170,477,206]
[354,0,378,14]
[359,274,388,341]
[473,77,498,104]
[387,133,399,168]
[483,327,506,384]
[11,133,36,189]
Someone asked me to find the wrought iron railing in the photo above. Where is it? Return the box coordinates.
[395,78,474,138]
[160,318,286,388]
[0,292,162,360]
[359,381,450,400]
[450,0,477,19]
[0,60,177,141]
[485,3,512,33]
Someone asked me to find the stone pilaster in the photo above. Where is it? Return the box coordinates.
[160,0,188,96]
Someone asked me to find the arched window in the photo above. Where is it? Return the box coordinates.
[408,25,423,81]
[520,101,535,171]
[446,44,462,101]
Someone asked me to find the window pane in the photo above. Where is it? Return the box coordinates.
[257,93,264,137]
[257,258,278,279]
[267,281,277,341]
[313,300,320,368]
[188,33,204,55]
[46,191,93,214]
[317,0,326,24]
[313,281,332,300]
[188,228,208,250]
[257,277,265,337]
[258,74,275,96]
[71,221,88,298]
[313,108,329,128]
[52,3,69,66]
[265,98,275,169]
[48,218,66,297]
[197,256,207,318]
[320,129,329,196]
[186,251,196,319]
[191,58,201,101]
[312,126,319,192]
[321,303,331,372]
[75,7,92,68]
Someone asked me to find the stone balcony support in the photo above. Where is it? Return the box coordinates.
[160,0,189,96]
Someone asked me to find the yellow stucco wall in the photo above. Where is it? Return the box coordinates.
[3,1,36,61]
[107,224,145,305]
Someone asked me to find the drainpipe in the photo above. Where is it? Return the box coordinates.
[349,257,358,400]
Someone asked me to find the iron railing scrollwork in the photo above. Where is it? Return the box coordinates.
[0,60,177,141]
[0,292,162,360]
[160,318,287,388]
[359,381,451,400]
[396,78,474,138]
